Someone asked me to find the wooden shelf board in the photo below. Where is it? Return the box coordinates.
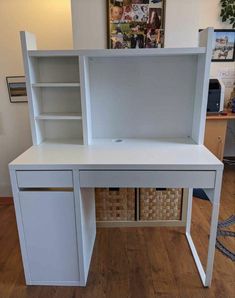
[206,111,235,120]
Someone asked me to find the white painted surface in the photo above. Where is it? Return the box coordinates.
[19,191,80,284]
[185,188,193,234]
[88,55,197,139]
[71,0,106,49]
[79,170,215,188]
[164,0,199,47]
[20,31,38,146]
[192,28,213,144]
[30,56,79,83]
[72,170,96,286]
[79,56,92,145]
[186,232,206,285]
[0,0,72,196]
[32,83,80,87]
[9,142,222,171]
[28,47,206,57]
[39,87,81,115]
[79,188,96,281]
[21,30,213,145]
[21,33,84,145]
[29,50,80,57]
[9,169,32,284]
[186,170,222,287]
[16,170,73,188]
[35,113,82,120]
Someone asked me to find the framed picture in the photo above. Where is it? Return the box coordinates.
[107,0,165,49]
[6,76,27,103]
[211,29,235,62]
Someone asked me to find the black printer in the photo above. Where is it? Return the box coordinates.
[207,78,225,113]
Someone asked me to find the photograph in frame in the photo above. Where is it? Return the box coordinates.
[212,29,235,62]
[107,0,165,49]
[6,76,27,103]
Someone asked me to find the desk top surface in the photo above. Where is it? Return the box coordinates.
[9,140,223,171]
[207,110,235,120]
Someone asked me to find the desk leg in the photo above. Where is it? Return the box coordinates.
[186,188,193,234]
[73,170,96,286]
[185,170,223,287]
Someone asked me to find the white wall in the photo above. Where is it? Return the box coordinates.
[0,0,73,196]
[71,0,107,49]
[164,0,199,47]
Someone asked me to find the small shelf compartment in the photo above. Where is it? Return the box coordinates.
[33,87,82,115]
[36,119,83,145]
[30,56,80,84]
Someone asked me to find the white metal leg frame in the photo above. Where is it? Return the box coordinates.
[185,170,223,287]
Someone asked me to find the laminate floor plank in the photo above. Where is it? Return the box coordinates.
[144,228,180,298]
[126,228,156,298]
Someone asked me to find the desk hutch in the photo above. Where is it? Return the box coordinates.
[9,28,223,288]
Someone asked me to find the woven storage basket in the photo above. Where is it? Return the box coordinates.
[95,188,135,221]
[140,188,183,220]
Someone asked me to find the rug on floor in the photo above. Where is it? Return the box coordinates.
[216,215,235,261]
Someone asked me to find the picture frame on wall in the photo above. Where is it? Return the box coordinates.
[107,0,165,49]
[6,76,27,103]
[211,29,235,62]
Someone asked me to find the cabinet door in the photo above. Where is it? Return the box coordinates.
[19,191,79,284]
[204,119,227,161]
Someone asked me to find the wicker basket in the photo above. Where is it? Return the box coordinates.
[140,188,183,220]
[95,188,135,221]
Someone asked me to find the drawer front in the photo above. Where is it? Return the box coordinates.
[79,170,215,188]
[16,170,73,188]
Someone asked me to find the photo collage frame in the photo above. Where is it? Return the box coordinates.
[107,0,165,49]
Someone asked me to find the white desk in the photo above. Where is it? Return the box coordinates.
[9,141,223,287]
[12,28,220,288]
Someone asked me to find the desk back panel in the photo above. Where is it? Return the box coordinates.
[88,55,197,140]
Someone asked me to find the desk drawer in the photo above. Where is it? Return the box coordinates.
[79,170,215,188]
[16,171,73,188]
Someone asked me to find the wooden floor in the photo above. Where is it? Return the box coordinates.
[0,166,234,298]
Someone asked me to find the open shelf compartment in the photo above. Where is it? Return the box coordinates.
[29,56,80,84]
[32,86,82,116]
[36,119,83,145]
[83,54,203,145]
